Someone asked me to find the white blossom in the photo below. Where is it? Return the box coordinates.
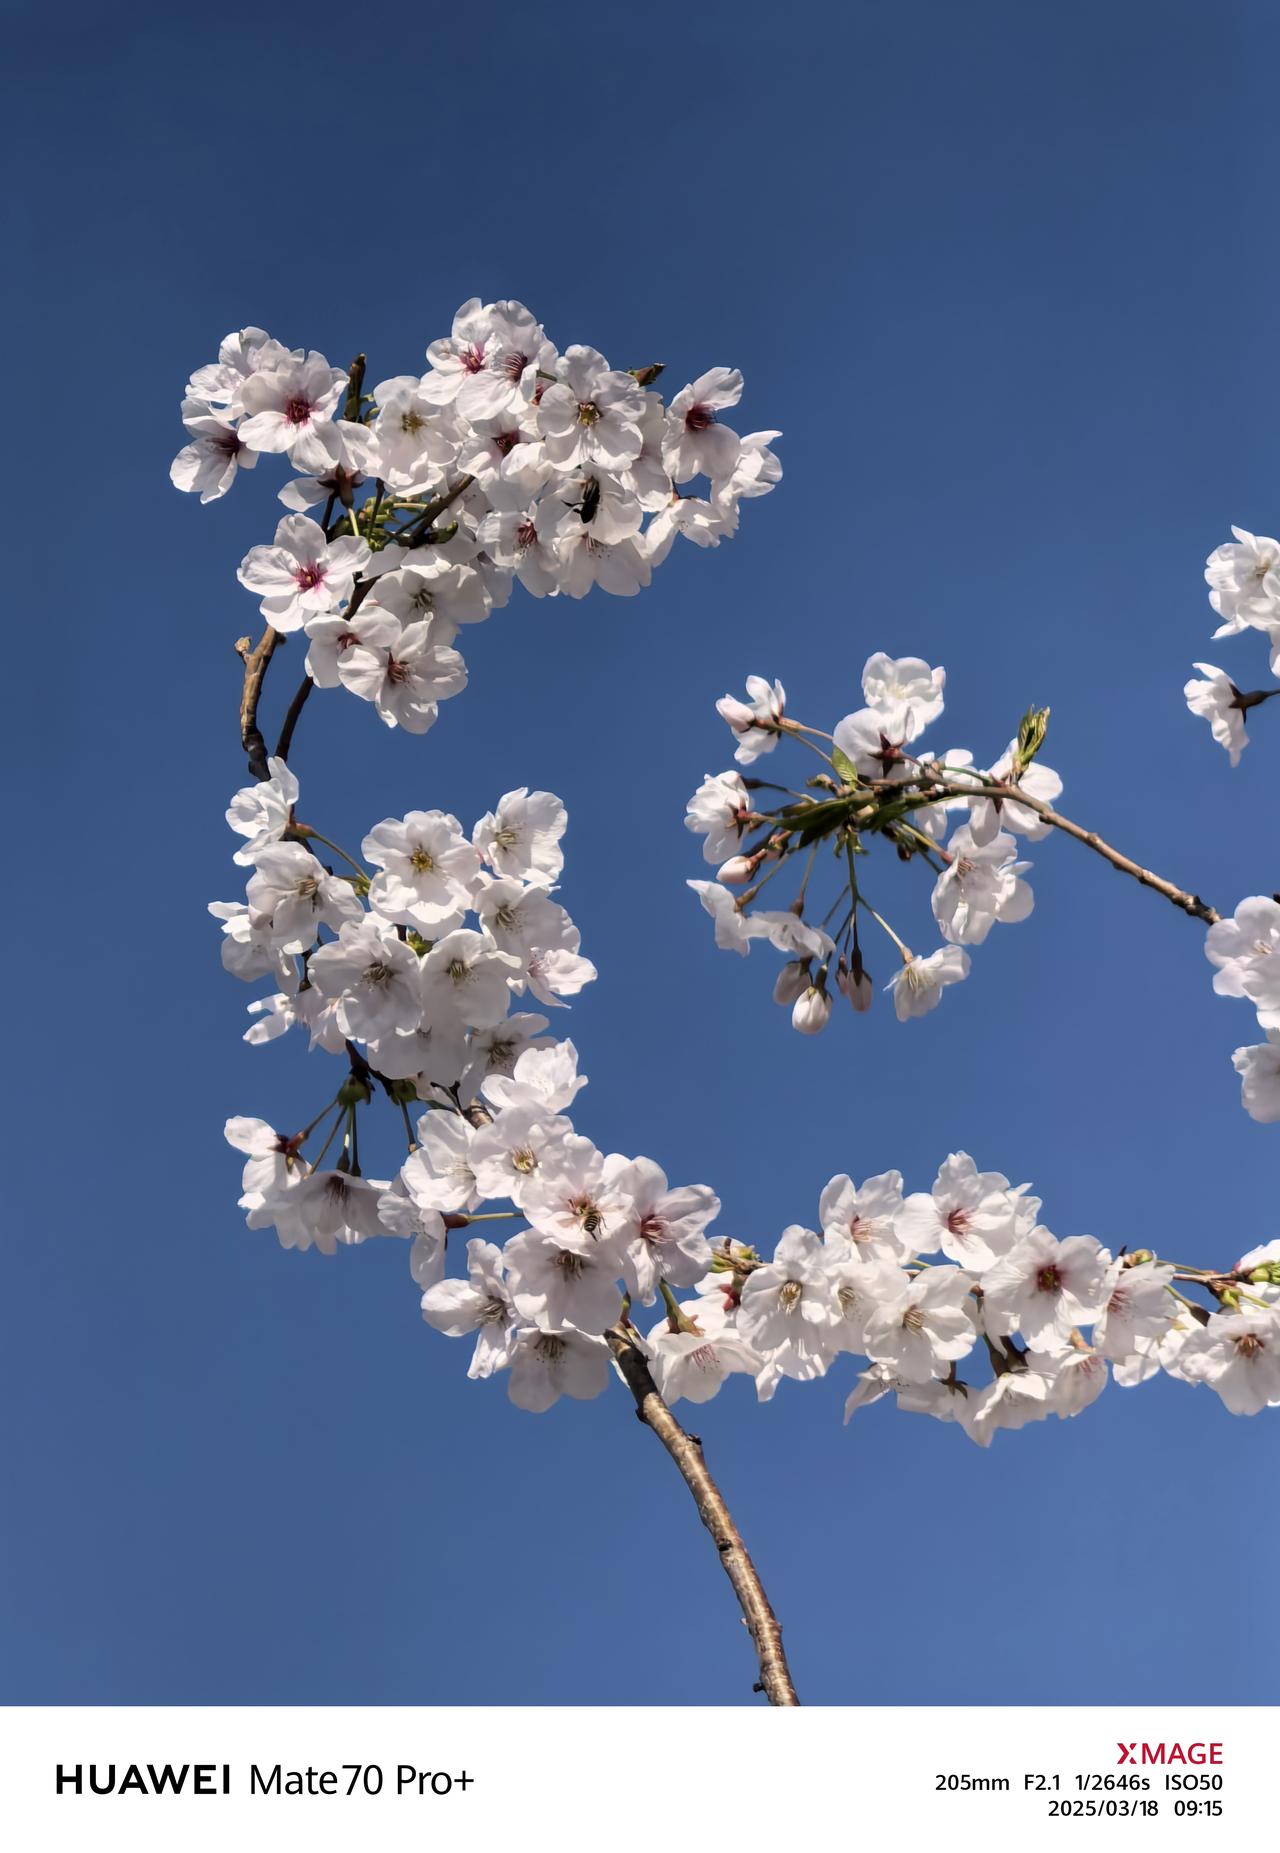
[1232,1030,1280,1122]
[1184,663,1248,766]
[1205,896,1280,1030]
[337,612,468,732]
[1178,1309,1280,1415]
[887,947,970,1020]
[308,918,423,1041]
[363,810,481,931]
[980,1228,1111,1349]
[237,513,370,631]
[226,757,298,866]
[474,789,567,884]
[931,825,1034,946]
[860,652,945,740]
[506,1329,610,1414]
[860,1267,978,1383]
[420,1238,516,1378]
[716,676,785,764]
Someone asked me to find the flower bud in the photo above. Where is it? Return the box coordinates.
[337,1075,372,1108]
[773,958,811,1005]
[792,984,832,1035]
[717,854,755,884]
[836,952,873,1012]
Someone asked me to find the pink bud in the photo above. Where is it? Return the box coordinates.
[837,967,874,1012]
[837,953,874,1013]
[773,959,811,1005]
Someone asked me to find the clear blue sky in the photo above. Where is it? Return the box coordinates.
[3,0,1276,1706]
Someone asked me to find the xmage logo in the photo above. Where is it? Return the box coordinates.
[1116,1744,1223,1767]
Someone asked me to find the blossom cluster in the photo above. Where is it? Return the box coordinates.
[418,1151,1280,1429]
[173,305,780,734]
[686,655,1060,1031]
[215,760,598,1257]
[221,774,1280,1434]
[1185,527,1280,765]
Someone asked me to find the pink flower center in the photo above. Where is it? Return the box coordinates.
[685,402,716,432]
[516,520,538,550]
[461,343,487,375]
[283,395,313,427]
[639,1214,667,1246]
[1035,1265,1062,1294]
[502,350,530,382]
[492,430,519,456]
[386,656,411,685]
[294,562,327,592]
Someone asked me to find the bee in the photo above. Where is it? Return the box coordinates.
[581,1207,603,1240]
[568,475,601,526]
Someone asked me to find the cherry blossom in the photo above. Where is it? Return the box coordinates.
[419,1238,515,1380]
[663,367,744,481]
[1184,663,1249,765]
[888,948,971,1020]
[236,351,346,464]
[238,514,371,631]
[336,613,468,732]
[1232,1031,1280,1123]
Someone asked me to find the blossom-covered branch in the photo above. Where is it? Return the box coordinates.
[184,303,802,1704]
[686,640,1280,1133]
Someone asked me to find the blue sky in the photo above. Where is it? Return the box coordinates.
[3,0,1277,1706]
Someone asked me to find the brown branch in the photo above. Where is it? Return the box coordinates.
[605,1320,800,1706]
[275,674,314,762]
[235,629,282,782]
[993,785,1221,925]
[912,775,1221,926]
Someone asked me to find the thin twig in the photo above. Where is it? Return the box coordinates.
[605,1320,800,1706]
[392,474,475,547]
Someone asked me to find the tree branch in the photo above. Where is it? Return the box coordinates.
[914,776,1222,925]
[605,1320,800,1706]
[275,673,314,762]
[995,785,1221,925]
[235,628,282,782]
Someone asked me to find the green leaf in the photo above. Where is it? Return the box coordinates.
[831,746,859,787]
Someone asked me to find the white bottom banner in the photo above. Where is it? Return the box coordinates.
[1,1705,1269,1850]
